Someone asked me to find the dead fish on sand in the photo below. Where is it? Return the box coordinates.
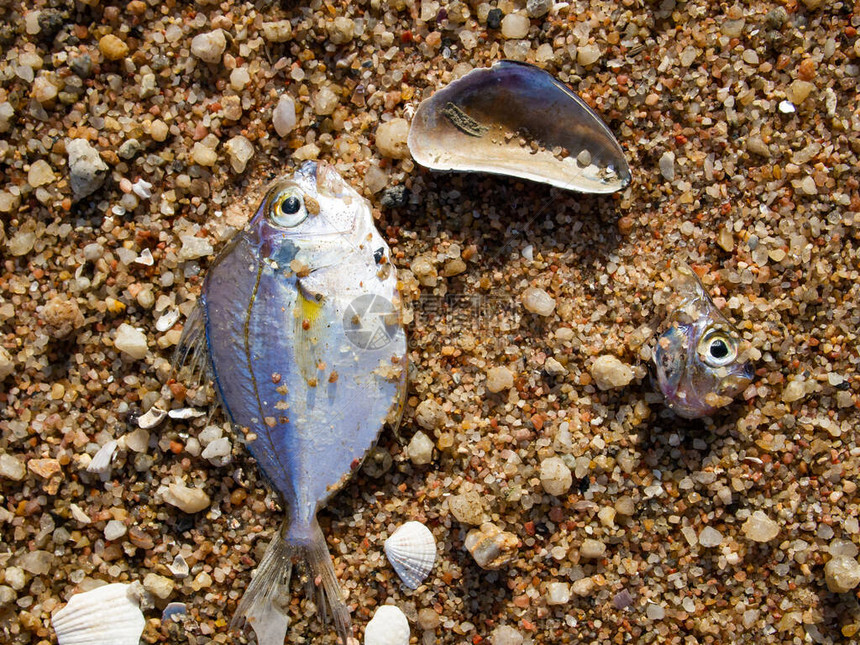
[178,161,407,644]
[653,264,754,419]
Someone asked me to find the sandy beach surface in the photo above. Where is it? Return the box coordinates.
[1,0,859,643]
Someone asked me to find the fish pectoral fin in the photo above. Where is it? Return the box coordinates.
[172,302,212,385]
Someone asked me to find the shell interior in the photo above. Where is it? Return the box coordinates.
[407,60,631,193]
[383,521,437,589]
[52,583,145,645]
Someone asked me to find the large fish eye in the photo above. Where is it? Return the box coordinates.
[269,188,308,228]
[699,329,738,368]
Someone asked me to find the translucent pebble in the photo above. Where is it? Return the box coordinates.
[571,576,594,596]
[741,511,779,543]
[191,141,218,166]
[67,138,108,199]
[32,76,58,105]
[149,119,169,142]
[659,151,675,180]
[314,86,339,116]
[190,30,226,64]
[225,135,254,173]
[230,67,251,91]
[0,453,26,481]
[698,526,723,548]
[787,80,814,104]
[646,603,665,620]
[201,437,231,464]
[327,16,355,44]
[261,20,292,43]
[464,522,519,569]
[782,379,805,403]
[448,491,484,525]
[143,573,175,600]
[521,286,556,316]
[539,457,572,496]
[485,366,514,393]
[579,538,606,560]
[272,95,297,137]
[104,520,127,541]
[526,0,552,18]
[114,324,148,360]
[0,102,13,134]
[293,143,320,160]
[545,582,570,605]
[407,431,434,465]
[414,398,446,430]
[364,165,389,194]
[824,555,860,593]
[124,428,149,453]
[500,14,530,39]
[590,355,634,390]
[162,480,211,514]
[491,626,523,645]
[577,44,601,66]
[179,235,213,260]
[28,159,55,187]
[376,118,410,159]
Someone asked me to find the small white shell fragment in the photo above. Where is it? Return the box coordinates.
[384,521,436,589]
[134,248,154,266]
[52,583,145,645]
[155,308,180,332]
[364,605,410,645]
[168,407,205,420]
[69,503,91,524]
[138,406,167,429]
[86,440,118,477]
[132,178,152,199]
[778,100,796,114]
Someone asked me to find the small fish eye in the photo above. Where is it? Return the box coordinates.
[709,339,729,359]
[268,189,308,228]
[700,331,737,367]
[281,196,301,215]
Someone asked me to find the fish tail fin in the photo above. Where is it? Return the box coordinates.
[231,518,352,645]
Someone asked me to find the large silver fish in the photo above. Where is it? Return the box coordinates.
[178,161,407,644]
[653,264,753,419]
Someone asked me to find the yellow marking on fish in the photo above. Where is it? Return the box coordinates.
[294,284,324,381]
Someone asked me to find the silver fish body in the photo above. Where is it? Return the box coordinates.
[180,161,406,644]
[653,265,753,419]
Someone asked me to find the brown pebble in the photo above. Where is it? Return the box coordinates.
[797,58,816,81]
[28,458,62,479]
[99,34,130,61]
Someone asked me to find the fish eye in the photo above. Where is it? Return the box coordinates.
[269,189,308,228]
[281,196,301,215]
[700,330,738,367]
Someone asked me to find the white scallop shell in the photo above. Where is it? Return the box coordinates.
[52,583,145,645]
[364,605,410,645]
[384,521,436,589]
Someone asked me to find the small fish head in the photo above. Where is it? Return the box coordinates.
[653,266,754,419]
[249,161,367,262]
